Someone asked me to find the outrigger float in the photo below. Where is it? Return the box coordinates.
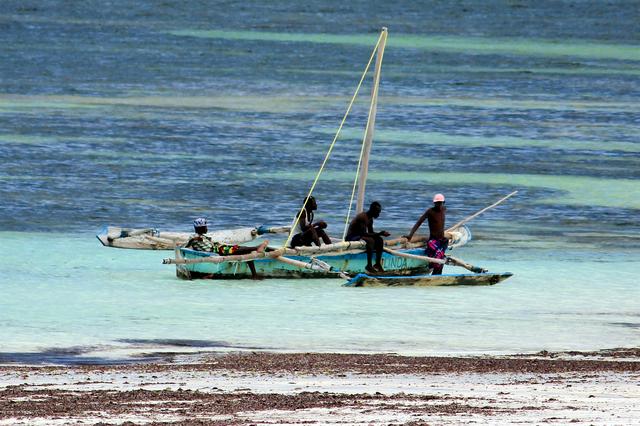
[101,28,516,287]
[345,272,514,287]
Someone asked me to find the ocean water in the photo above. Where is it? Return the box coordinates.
[0,0,638,363]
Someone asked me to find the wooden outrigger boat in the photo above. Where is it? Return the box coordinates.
[161,28,514,283]
[161,28,515,283]
[169,227,471,280]
[98,28,514,285]
[176,246,430,280]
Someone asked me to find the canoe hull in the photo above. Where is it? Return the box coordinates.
[96,226,258,250]
[176,247,431,279]
[344,272,513,287]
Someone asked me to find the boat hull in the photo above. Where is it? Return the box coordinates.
[96,226,259,250]
[344,272,513,287]
[176,247,431,279]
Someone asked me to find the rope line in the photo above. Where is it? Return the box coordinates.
[283,31,385,248]
[342,31,387,240]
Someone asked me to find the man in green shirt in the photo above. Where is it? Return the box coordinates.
[185,218,268,279]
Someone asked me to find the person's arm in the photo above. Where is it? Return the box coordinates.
[314,220,327,229]
[298,210,311,231]
[184,237,196,249]
[308,211,327,229]
[404,211,428,241]
[367,216,390,237]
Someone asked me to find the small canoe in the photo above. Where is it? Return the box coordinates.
[96,225,289,250]
[344,272,513,287]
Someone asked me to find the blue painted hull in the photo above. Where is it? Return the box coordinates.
[176,247,431,279]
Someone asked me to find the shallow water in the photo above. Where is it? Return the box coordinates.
[0,232,638,363]
[0,0,638,363]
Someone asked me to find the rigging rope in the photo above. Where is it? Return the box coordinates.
[342,31,387,240]
[283,31,385,248]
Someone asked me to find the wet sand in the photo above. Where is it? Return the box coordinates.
[1,349,639,425]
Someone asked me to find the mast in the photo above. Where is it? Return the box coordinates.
[355,27,387,214]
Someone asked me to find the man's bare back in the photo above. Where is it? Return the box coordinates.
[346,211,373,238]
[426,206,446,240]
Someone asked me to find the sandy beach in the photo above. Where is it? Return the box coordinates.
[1,349,638,425]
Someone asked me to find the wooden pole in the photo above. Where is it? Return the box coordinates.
[164,232,435,268]
[384,249,488,273]
[273,256,350,279]
[356,28,387,214]
[163,235,433,266]
[163,248,286,265]
[446,255,488,274]
[383,247,445,264]
[163,242,368,265]
[446,191,518,232]
[285,240,365,254]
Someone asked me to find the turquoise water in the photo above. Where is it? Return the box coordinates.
[1,232,638,361]
[0,1,639,362]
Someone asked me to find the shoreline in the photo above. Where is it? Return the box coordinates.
[1,349,639,425]
[2,343,639,367]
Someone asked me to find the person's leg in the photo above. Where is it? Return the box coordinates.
[246,260,261,280]
[308,227,322,246]
[226,240,269,278]
[426,239,445,275]
[361,236,375,273]
[290,233,303,248]
[373,235,384,271]
[431,260,443,275]
[234,246,254,255]
[432,238,448,275]
[220,239,270,257]
[292,230,316,247]
[315,227,332,245]
[426,239,438,274]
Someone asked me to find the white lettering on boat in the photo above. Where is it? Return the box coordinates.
[383,256,408,270]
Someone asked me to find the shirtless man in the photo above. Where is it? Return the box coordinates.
[185,218,269,279]
[346,201,390,273]
[290,196,332,248]
[404,193,447,275]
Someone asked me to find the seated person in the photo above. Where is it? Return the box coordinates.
[185,218,269,279]
[290,196,332,248]
[345,201,390,273]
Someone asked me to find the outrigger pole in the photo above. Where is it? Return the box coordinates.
[446,191,519,232]
[355,27,388,214]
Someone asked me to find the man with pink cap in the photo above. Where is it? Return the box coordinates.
[403,193,448,275]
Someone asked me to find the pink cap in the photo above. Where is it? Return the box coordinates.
[433,193,445,202]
